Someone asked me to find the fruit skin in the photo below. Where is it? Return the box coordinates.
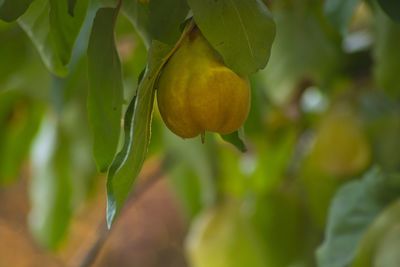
[156,27,250,139]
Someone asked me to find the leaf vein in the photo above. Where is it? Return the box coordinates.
[228,0,254,59]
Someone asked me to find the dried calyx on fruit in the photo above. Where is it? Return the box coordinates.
[156,26,250,141]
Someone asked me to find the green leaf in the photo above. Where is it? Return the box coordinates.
[260,1,341,104]
[187,0,276,75]
[87,7,123,172]
[324,0,360,34]
[0,0,34,22]
[106,39,172,227]
[352,199,400,267]
[377,0,400,23]
[0,25,29,86]
[121,1,149,45]
[221,130,247,152]
[29,117,73,249]
[91,0,119,9]
[123,0,189,46]
[49,0,89,66]
[360,92,400,172]
[17,0,89,76]
[68,0,77,16]
[316,167,400,267]
[373,6,400,98]
[106,21,199,226]
[147,0,189,44]
[18,0,66,75]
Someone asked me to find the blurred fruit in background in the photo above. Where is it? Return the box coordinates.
[308,103,371,177]
[186,201,268,267]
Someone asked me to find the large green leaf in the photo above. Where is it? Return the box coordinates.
[49,0,89,66]
[187,0,275,75]
[324,0,360,34]
[18,0,65,75]
[377,0,400,23]
[0,0,34,22]
[0,25,29,86]
[316,167,400,267]
[106,41,170,227]
[122,0,189,46]
[106,22,196,226]
[18,0,89,76]
[147,0,189,44]
[0,19,52,95]
[87,7,123,172]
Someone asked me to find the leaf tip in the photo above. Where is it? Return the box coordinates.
[106,195,117,229]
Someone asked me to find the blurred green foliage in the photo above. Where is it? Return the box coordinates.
[0,0,400,266]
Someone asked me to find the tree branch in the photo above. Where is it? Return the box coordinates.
[77,157,168,267]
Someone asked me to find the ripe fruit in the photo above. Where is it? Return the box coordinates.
[186,203,268,267]
[156,27,250,139]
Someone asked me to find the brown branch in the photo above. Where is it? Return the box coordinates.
[77,158,168,267]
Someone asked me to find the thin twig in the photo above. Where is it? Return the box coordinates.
[77,158,168,267]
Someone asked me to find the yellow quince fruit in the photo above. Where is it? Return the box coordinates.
[156,27,250,139]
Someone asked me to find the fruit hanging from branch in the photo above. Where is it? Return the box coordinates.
[156,27,250,141]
